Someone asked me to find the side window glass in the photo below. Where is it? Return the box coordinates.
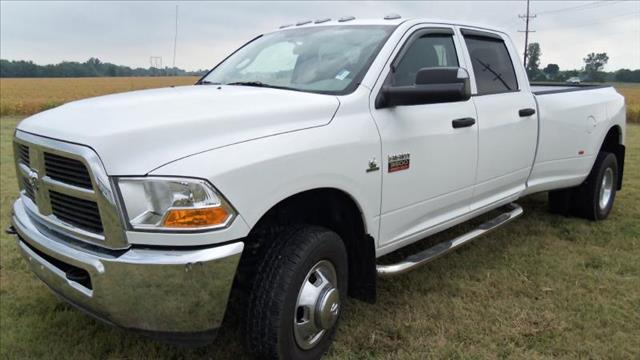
[463,36,518,95]
[393,34,459,86]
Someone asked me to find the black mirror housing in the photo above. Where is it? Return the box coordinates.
[415,67,467,86]
[377,67,471,108]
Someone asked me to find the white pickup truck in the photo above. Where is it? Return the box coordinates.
[10,17,626,359]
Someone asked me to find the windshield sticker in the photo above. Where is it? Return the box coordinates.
[335,70,350,80]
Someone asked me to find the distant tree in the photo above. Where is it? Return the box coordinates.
[0,59,39,77]
[583,52,609,82]
[543,63,560,80]
[584,52,609,72]
[525,43,542,80]
[614,69,640,82]
[0,58,207,78]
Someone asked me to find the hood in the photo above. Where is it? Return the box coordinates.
[17,85,340,175]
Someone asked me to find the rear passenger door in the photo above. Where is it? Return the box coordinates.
[461,29,538,209]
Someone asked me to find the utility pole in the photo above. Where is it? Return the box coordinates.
[172,5,179,71]
[518,0,536,69]
[150,56,162,68]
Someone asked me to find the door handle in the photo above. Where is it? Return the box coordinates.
[519,108,536,117]
[452,117,476,128]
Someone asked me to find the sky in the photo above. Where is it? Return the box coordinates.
[1,1,639,72]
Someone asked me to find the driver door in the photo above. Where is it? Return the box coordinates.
[371,27,478,249]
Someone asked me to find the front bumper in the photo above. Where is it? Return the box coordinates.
[11,198,244,342]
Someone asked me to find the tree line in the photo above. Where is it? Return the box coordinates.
[525,43,640,83]
[0,58,207,78]
[2,52,638,82]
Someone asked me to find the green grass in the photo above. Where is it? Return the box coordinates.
[1,117,639,359]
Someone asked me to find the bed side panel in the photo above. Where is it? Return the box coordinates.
[525,87,621,194]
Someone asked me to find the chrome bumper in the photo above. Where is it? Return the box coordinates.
[11,198,244,341]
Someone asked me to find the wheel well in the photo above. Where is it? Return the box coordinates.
[234,188,377,304]
[600,125,625,190]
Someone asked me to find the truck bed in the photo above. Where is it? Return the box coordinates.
[531,83,612,96]
[525,84,624,195]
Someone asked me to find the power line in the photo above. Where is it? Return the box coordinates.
[500,0,625,30]
[518,0,536,68]
[536,1,601,15]
[536,0,621,16]
[536,11,640,32]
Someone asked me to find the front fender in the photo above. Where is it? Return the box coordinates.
[151,115,382,246]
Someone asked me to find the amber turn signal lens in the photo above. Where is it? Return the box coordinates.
[162,207,230,228]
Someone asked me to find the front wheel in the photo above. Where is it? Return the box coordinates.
[246,226,348,360]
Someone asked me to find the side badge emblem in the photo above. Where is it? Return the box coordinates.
[366,158,380,173]
[388,153,410,173]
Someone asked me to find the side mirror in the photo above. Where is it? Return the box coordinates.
[377,67,471,108]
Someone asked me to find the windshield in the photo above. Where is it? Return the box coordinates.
[200,25,395,94]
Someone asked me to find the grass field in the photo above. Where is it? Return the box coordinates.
[0,86,639,358]
[0,77,199,116]
[615,82,640,123]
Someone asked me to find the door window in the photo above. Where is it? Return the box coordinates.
[463,36,518,95]
[393,34,459,86]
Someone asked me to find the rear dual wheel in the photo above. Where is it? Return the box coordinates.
[548,151,618,220]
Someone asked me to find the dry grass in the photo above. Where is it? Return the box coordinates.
[0,77,199,116]
[617,83,640,123]
[0,118,639,358]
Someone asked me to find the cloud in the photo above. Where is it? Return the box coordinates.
[1,1,638,71]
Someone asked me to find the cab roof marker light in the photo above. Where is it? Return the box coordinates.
[338,16,355,22]
[296,20,312,26]
[384,14,401,20]
[279,24,293,29]
[314,18,331,24]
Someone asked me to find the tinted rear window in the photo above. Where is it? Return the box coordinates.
[464,36,518,95]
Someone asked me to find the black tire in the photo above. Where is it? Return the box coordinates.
[548,188,573,216]
[246,226,348,360]
[573,151,618,220]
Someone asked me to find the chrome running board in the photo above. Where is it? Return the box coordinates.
[376,203,523,277]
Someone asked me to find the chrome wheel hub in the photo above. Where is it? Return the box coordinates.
[599,167,614,210]
[293,260,340,350]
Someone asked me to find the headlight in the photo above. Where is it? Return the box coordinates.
[116,177,236,231]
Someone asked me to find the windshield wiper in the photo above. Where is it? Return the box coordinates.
[226,81,268,87]
[197,80,222,85]
[226,81,298,92]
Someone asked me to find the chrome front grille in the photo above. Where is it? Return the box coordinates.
[50,190,104,233]
[22,176,36,201]
[44,152,93,189]
[17,144,30,165]
[13,131,128,249]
